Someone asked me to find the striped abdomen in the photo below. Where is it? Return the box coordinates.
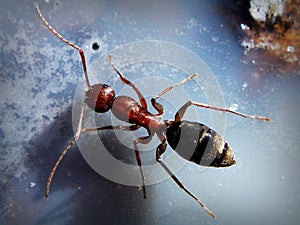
[166,121,236,167]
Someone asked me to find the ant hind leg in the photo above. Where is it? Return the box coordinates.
[155,135,216,218]
[133,134,153,199]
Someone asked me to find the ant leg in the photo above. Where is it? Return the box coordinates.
[83,124,149,199]
[153,73,198,101]
[151,73,198,116]
[82,124,140,133]
[109,54,147,109]
[150,98,164,116]
[133,134,153,199]
[34,3,90,88]
[175,101,271,122]
[155,135,216,218]
[45,103,86,198]
[47,122,140,198]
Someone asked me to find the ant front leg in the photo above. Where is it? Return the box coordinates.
[45,103,86,198]
[151,73,198,116]
[46,112,141,198]
[174,101,271,122]
[109,55,147,109]
[155,134,216,218]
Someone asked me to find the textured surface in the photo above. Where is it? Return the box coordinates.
[0,0,299,224]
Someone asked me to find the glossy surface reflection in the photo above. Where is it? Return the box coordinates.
[0,0,299,225]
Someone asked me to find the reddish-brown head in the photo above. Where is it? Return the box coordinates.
[85,84,115,113]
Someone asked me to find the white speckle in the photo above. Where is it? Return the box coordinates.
[184,18,197,29]
[286,46,295,52]
[228,103,239,111]
[241,39,255,51]
[30,182,36,188]
[211,36,219,42]
[175,28,184,36]
[242,82,248,89]
[240,23,250,30]
[199,26,207,33]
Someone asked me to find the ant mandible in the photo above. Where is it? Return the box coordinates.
[34,3,270,219]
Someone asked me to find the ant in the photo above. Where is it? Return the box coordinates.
[34,3,270,219]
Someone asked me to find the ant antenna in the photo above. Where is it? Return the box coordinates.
[34,3,91,89]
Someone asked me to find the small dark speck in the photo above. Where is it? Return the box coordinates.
[92,42,100,51]
[0,129,5,141]
[53,116,59,119]
[42,115,49,120]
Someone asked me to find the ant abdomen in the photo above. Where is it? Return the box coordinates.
[166,121,236,167]
[85,84,115,113]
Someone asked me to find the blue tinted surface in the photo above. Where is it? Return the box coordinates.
[1,0,299,225]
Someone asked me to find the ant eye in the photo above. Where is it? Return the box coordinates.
[92,42,100,51]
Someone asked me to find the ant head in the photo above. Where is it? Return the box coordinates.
[85,84,115,113]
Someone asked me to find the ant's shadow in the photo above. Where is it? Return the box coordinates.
[25,107,153,225]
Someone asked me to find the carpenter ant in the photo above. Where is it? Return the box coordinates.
[34,3,270,219]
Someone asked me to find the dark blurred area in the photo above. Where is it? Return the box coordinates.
[1,0,300,225]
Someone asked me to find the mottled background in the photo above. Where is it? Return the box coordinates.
[0,0,299,225]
